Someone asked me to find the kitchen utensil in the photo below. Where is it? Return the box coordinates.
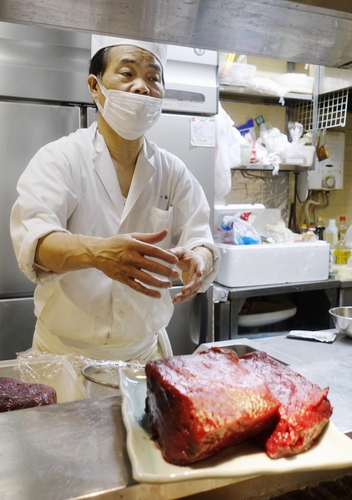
[297,170,309,203]
[316,129,329,162]
[288,173,300,234]
[329,307,352,338]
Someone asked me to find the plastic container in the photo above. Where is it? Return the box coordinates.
[281,144,315,167]
[302,223,318,241]
[335,236,351,265]
[219,62,256,87]
[345,225,352,248]
[277,73,314,94]
[338,216,348,242]
[324,219,338,249]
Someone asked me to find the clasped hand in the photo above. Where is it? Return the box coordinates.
[97,229,213,303]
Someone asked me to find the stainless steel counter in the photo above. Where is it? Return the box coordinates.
[1,332,352,500]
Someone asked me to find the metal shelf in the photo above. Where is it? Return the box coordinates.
[220,87,313,106]
[232,164,311,172]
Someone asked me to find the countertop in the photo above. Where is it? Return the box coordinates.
[1,332,352,500]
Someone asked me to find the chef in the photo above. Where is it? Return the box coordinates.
[10,35,220,363]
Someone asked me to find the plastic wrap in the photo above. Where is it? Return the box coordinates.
[16,349,91,402]
[16,349,144,400]
[214,103,241,202]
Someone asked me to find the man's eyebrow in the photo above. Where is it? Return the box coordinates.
[119,57,161,72]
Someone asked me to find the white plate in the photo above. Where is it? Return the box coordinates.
[238,298,297,327]
[119,367,352,484]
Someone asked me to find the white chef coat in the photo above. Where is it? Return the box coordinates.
[10,122,220,361]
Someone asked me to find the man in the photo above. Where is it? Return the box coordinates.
[10,35,220,362]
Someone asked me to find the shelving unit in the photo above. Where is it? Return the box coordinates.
[233,164,311,172]
[220,87,313,106]
[219,66,317,174]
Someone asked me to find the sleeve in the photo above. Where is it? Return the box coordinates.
[169,159,221,292]
[10,142,78,285]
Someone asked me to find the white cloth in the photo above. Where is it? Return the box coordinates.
[33,320,171,362]
[11,123,220,361]
[91,35,168,71]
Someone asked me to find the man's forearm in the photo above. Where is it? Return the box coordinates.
[35,231,98,272]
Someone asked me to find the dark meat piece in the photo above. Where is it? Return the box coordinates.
[240,351,333,459]
[145,347,280,465]
[0,377,57,412]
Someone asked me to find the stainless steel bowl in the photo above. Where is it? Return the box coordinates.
[329,307,352,337]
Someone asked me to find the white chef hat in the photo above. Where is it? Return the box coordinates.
[91,35,168,71]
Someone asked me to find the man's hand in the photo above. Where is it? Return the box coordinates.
[94,230,179,297]
[169,246,214,304]
[35,229,179,298]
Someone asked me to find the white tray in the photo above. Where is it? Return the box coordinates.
[119,367,352,484]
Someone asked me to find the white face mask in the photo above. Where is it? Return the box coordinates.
[92,77,163,140]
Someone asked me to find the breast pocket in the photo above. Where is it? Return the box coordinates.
[149,206,174,249]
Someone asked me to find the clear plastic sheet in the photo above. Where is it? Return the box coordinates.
[16,349,144,399]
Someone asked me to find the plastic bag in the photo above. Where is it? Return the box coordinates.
[219,215,235,244]
[233,214,261,245]
[288,122,303,143]
[260,122,289,155]
[214,103,241,202]
[265,220,297,244]
[281,122,315,167]
[232,126,252,166]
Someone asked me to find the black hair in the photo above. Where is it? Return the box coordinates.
[89,47,111,79]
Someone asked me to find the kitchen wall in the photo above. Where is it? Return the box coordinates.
[306,114,352,226]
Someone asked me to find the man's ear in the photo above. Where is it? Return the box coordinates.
[87,75,99,99]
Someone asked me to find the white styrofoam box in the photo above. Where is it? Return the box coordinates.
[214,204,281,241]
[215,240,330,287]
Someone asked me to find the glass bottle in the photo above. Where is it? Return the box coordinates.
[300,223,308,234]
[316,216,325,241]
